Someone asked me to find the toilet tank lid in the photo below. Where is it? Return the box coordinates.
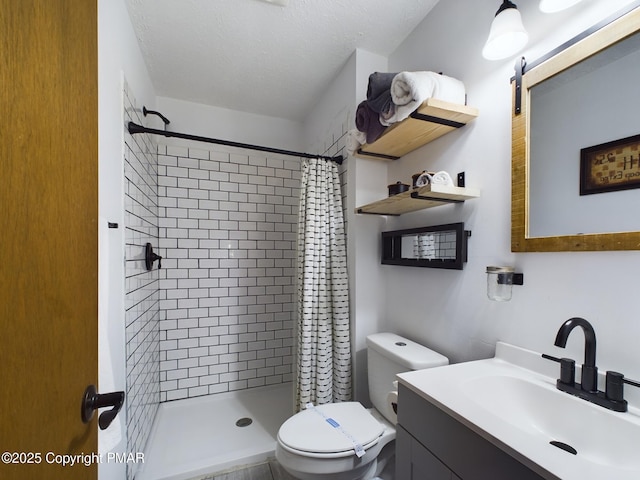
[366,333,449,370]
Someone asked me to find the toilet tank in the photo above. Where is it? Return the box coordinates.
[366,333,448,423]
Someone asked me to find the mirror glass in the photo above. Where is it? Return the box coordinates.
[529,30,640,237]
[400,231,458,260]
[381,223,469,269]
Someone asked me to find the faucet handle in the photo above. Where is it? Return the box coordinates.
[542,354,576,385]
[606,371,640,402]
[559,358,576,385]
[606,371,625,402]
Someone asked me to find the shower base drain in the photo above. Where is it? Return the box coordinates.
[235,417,253,427]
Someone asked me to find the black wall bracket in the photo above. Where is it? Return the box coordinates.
[514,56,526,115]
[145,242,162,270]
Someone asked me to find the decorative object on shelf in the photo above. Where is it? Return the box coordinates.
[486,266,524,301]
[539,0,583,13]
[388,181,410,196]
[482,0,529,60]
[382,223,471,270]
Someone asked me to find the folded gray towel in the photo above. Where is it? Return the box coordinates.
[366,72,398,115]
[356,101,387,144]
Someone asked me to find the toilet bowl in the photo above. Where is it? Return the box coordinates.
[276,333,448,480]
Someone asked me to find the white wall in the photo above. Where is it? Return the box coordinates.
[98,0,158,478]
[348,51,392,405]
[156,97,305,152]
[369,0,640,383]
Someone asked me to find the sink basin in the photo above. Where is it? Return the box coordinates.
[397,342,640,480]
[461,374,640,470]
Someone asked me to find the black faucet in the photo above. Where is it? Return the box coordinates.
[554,317,598,392]
[543,317,640,412]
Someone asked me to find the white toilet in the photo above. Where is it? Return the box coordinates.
[276,332,448,480]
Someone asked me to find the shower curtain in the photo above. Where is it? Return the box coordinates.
[295,158,351,411]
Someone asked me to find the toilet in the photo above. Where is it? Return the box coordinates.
[276,332,448,480]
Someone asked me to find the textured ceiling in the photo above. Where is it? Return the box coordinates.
[125,0,440,121]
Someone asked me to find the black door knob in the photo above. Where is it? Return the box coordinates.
[81,385,125,430]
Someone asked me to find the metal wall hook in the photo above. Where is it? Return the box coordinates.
[81,385,125,430]
[145,242,162,270]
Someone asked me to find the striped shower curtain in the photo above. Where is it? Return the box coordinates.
[295,158,351,411]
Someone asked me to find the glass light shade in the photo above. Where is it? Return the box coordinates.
[539,0,583,13]
[482,7,529,60]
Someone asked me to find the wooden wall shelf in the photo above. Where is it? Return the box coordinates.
[356,184,480,216]
[354,98,479,161]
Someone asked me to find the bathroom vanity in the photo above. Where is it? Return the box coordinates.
[396,384,547,480]
[395,342,640,480]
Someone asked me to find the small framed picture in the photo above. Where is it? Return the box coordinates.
[580,133,640,195]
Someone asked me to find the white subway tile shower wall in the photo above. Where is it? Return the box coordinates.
[157,145,302,401]
[123,80,161,480]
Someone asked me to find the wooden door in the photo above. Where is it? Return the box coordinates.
[0,1,99,479]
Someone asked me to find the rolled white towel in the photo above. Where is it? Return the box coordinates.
[391,71,439,107]
[430,171,454,186]
[415,170,453,187]
[385,72,466,125]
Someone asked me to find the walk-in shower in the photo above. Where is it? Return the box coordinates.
[122,81,327,479]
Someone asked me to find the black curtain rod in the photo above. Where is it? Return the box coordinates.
[127,121,343,165]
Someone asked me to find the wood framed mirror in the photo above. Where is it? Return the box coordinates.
[512,3,640,252]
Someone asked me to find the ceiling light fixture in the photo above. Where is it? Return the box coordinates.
[482,0,529,61]
[262,0,289,6]
[539,0,583,13]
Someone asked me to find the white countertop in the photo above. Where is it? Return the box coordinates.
[397,342,640,480]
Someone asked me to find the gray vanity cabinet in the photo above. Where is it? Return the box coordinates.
[397,425,461,480]
[396,384,550,480]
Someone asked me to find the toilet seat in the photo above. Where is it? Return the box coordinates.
[277,402,384,458]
